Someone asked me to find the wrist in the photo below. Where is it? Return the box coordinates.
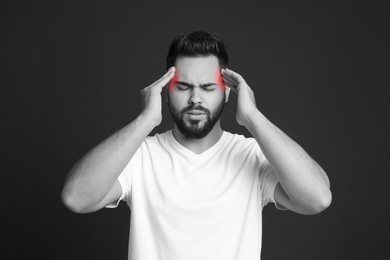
[241,108,262,127]
[138,111,161,128]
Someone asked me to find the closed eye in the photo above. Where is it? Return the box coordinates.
[176,85,191,91]
[202,86,216,91]
[175,81,217,91]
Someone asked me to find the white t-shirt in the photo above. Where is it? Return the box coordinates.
[109,130,280,260]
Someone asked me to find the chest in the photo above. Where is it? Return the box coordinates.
[132,150,260,219]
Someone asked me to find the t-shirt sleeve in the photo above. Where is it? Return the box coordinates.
[253,140,280,209]
[259,159,279,209]
[105,142,144,209]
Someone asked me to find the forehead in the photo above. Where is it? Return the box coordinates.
[175,55,220,82]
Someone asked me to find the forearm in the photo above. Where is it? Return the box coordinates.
[61,113,156,211]
[245,109,331,211]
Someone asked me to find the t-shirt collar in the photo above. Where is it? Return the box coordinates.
[167,129,226,162]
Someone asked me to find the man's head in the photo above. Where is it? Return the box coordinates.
[166,30,229,70]
[165,30,230,139]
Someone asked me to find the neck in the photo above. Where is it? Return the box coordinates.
[172,121,223,154]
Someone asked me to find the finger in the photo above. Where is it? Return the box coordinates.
[222,74,238,91]
[221,72,239,86]
[222,81,237,93]
[223,81,237,93]
[156,67,175,84]
[222,68,245,84]
[221,75,236,87]
[152,67,176,89]
[164,66,175,76]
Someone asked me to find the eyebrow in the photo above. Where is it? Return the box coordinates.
[174,81,217,88]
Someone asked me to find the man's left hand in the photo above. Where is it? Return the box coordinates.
[221,68,258,126]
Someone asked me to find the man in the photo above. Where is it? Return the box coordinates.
[62,30,331,260]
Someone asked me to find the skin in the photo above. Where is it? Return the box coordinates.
[62,55,331,215]
[166,55,230,153]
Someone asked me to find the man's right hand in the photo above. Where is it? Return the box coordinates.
[140,67,176,126]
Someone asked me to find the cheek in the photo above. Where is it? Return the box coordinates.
[204,92,224,110]
[168,92,186,110]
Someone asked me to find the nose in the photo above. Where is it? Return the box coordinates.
[188,87,202,105]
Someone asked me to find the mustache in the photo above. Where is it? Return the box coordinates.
[181,105,209,114]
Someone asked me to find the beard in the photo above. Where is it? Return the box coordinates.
[168,95,225,139]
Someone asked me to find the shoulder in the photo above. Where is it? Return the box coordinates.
[145,130,170,143]
[141,130,171,151]
[224,131,258,149]
[223,131,267,160]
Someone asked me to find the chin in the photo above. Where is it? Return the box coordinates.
[179,122,213,139]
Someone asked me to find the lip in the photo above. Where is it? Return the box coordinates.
[186,110,205,115]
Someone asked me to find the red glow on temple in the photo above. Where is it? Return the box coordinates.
[168,70,178,93]
[215,69,224,91]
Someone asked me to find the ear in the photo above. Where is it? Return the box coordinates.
[224,86,231,103]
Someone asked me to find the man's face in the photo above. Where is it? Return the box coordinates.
[167,55,228,139]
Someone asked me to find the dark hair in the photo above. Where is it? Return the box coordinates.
[166,30,229,70]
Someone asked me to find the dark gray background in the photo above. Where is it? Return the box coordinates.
[2,1,389,259]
